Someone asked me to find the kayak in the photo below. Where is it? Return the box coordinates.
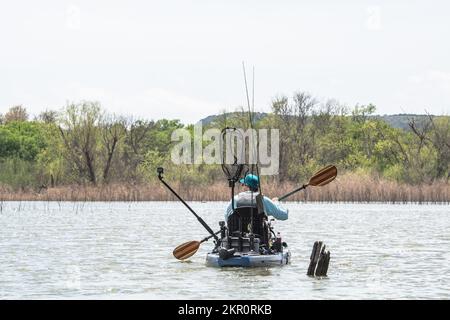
[206,251,290,267]
[157,124,336,274]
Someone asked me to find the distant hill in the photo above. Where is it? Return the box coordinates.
[374,114,432,130]
[198,113,438,130]
[198,112,268,126]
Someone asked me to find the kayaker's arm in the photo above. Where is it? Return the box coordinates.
[263,197,289,221]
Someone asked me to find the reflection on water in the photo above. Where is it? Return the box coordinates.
[0,201,449,299]
[220,268,275,277]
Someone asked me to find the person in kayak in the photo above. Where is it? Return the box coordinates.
[225,174,288,221]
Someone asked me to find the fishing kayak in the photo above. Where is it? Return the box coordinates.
[206,251,290,267]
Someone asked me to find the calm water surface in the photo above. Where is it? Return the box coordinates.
[0,201,449,299]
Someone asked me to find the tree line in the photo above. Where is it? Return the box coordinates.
[0,93,449,192]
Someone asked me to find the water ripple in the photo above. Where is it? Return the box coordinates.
[0,201,449,299]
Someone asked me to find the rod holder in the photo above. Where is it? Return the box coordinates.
[157,167,164,179]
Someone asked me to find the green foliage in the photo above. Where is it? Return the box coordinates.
[0,157,39,189]
[149,119,184,153]
[0,99,448,190]
[0,121,47,161]
[0,127,17,158]
[140,150,167,182]
[35,123,67,186]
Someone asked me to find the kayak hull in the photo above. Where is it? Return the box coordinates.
[206,251,290,267]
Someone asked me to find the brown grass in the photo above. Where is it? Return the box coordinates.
[1,173,449,203]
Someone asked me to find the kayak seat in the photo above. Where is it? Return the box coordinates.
[227,206,269,246]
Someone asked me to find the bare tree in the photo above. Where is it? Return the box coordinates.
[292,92,317,167]
[312,99,339,134]
[37,110,58,123]
[410,114,450,180]
[271,95,291,181]
[4,105,28,123]
[101,115,126,182]
[59,102,102,185]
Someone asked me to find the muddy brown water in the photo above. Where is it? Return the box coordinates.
[0,202,449,299]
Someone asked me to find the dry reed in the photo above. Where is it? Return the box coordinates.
[0,173,449,203]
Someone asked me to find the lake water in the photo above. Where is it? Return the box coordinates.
[0,201,449,299]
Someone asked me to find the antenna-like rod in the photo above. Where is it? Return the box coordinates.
[242,61,252,127]
[251,66,262,193]
[252,66,255,113]
[242,62,262,195]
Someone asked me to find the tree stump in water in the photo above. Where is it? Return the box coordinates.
[307,241,330,277]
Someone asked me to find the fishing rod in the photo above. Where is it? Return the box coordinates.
[157,167,219,242]
[242,62,264,216]
[242,63,258,179]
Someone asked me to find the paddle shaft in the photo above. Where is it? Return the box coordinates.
[158,176,219,241]
[200,230,222,243]
[278,184,308,201]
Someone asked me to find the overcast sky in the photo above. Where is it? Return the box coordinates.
[1,0,449,123]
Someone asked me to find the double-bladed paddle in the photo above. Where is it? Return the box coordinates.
[277,165,337,201]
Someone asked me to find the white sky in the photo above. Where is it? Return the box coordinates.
[1,0,450,123]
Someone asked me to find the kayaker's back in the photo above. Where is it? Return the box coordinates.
[227,206,270,246]
[225,191,289,221]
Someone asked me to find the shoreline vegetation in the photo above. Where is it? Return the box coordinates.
[1,93,449,204]
[1,174,449,203]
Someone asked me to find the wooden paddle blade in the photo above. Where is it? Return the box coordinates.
[173,241,200,260]
[308,165,337,186]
